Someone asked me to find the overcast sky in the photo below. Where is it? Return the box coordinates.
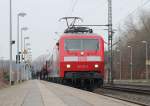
[0,0,149,60]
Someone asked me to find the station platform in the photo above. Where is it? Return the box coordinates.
[0,80,140,106]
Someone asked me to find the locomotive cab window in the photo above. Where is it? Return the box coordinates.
[65,39,99,51]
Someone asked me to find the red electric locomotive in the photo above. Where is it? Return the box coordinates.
[48,17,104,90]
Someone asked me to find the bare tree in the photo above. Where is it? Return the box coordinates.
[113,9,150,80]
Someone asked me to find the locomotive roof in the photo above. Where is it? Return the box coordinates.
[61,33,102,38]
[60,33,103,39]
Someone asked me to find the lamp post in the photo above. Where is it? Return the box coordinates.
[24,37,29,52]
[20,27,28,81]
[117,49,122,80]
[21,27,28,61]
[17,12,26,83]
[142,41,149,80]
[27,51,32,80]
[24,37,29,80]
[9,0,13,85]
[26,43,31,61]
[26,43,30,46]
[26,47,32,80]
[28,47,31,50]
[128,46,133,80]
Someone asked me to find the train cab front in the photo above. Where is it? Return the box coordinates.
[59,35,104,81]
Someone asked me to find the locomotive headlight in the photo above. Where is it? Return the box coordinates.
[95,64,99,68]
[67,64,71,68]
[80,52,84,55]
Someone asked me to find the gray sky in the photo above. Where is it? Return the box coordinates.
[0,0,149,60]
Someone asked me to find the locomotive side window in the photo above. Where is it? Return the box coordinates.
[65,39,99,51]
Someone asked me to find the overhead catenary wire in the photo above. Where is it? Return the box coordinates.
[71,0,78,13]
[65,0,79,17]
[55,0,79,35]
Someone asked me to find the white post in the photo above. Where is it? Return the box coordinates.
[21,29,23,80]
[21,27,28,81]
[145,42,148,80]
[17,15,20,83]
[131,47,133,80]
[21,28,25,81]
[142,41,149,80]
[128,46,133,80]
[24,38,27,80]
[17,13,26,82]
[24,37,29,80]
[9,0,12,85]
[119,50,122,80]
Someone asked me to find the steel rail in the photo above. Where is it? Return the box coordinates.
[94,84,150,106]
[103,84,150,95]
[100,93,148,106]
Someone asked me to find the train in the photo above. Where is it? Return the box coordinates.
[43,17,104,90]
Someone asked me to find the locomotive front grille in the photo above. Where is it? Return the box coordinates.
[64,71,101,79]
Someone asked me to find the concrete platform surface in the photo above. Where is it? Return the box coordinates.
[0,80,140,106]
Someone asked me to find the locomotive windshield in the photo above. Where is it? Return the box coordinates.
[65,39,99,51]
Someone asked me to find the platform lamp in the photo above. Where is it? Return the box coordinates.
[128,45,133,81]
[16,12,27,83]
[141,41,149,80]
[21,27,28,61]
[116,49,122,80]
[20,27,28,81]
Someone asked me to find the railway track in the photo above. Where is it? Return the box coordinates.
[103,84,150,95]
[46,78,150,105]
[94,84,150,106]
[99,92,148,106]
